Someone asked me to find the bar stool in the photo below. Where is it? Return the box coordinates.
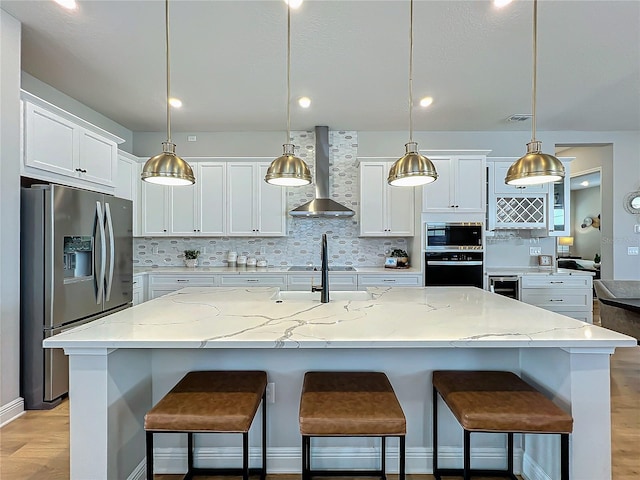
[432,370,573,480]
[144,370,267,480]
[299,371,406,480]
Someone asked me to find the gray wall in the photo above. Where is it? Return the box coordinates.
[0,9,22,422]
[571,187,601,261]
[21,72,134,153]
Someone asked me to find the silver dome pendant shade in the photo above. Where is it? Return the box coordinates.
[505,0,564,186]
[388,0,437,187]
[141,0,195,186]
[265,4,311,187]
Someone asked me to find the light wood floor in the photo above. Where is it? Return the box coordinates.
[2,346,638,479]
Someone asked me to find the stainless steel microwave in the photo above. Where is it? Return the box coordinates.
[425,222,483,251]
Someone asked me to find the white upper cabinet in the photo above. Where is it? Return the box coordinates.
[227,162,286,236]
[422,154,487,213]
[115,151,141,236]
[487,158,571,234]
[140,162,226,237]
[141,181,170,236]
[21,91,123,193]
[359,161,414,236]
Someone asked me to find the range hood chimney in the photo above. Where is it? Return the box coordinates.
[289,126,355,217]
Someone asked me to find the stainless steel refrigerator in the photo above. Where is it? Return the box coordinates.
[21,184,133,409]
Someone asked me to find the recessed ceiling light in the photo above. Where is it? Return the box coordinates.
[580,181,589,187]
[298,97,311,108]
[53,0,77,10]
[284,0,303,9]
[419,97,433,108]
[168,98,182,108]
[494,0,513,8]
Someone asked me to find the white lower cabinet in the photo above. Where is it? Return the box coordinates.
[358,274,422,288]
[132,274,146,305]
[288,274,358,291]
[148,274,217,300]
[520,274,593,323]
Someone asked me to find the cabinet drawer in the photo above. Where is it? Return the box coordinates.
[149,274,216,287]
[219,275,287,287]
[358,274,422,287]
[521,275,591,289]
[288,274,358,291]
[521,289,591,310]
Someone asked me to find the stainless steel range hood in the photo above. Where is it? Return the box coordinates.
[289,126,355,217]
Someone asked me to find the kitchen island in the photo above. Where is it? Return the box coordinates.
[44,286,635,480]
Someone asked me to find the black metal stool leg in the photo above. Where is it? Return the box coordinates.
[508,432,514,474]
[146,431,154,480]
[561,433,570,480]
[464,429,471,480]
[242,432,249,480]
[381,436,386,479]
[187,432,194,472]
[262,392,267,480]
[399,435,406,480]
[433,386,439,479]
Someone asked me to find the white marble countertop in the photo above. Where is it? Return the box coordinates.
[484,267,595,276]
[133,266,423,275]
[45,287,634,350]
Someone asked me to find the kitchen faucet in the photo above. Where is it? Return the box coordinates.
[311,234,330,303]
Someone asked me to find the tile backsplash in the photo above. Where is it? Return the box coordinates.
[134,130,411,268]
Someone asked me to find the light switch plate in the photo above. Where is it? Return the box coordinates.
[628,246,639,256]
[530,246,542,256]
[635,224,640,233]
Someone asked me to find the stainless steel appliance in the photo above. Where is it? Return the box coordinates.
[424,252,484,288]
[21,184,133,409]
[488,275,520,300]
[425,222,483,251]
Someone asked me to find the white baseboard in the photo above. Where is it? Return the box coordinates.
[522,452,553,480]
[150,445,524,474]
[0,397,24,427]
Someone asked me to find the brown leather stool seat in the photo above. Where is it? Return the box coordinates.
[432,370,573,480]
[299,371,406,480]
[145,371,267,480]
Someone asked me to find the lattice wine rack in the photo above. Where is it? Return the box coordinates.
[493,195,547,229]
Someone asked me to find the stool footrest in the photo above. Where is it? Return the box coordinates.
[184,467,265,479]
[307,469,385,478]
[434,468,517,480]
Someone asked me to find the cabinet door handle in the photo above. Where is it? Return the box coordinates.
[176,279,189,283]
[550,281,565,284]
[383,279,396,282]
[246,279,259,282]
[549,299,564,302]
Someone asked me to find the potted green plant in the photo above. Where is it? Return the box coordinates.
[184,249,200,268]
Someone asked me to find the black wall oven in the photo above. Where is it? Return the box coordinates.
[424,251,484,288]
[424,222,484,288]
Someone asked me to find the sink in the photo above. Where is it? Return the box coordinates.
[271,290,372,302]
[287,266,357,272]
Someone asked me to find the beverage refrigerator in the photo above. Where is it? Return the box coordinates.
[20,184,133,409]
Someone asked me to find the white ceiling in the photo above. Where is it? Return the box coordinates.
[2,0,639,133]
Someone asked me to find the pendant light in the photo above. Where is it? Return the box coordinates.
[505,0,564,186]
[141,0,195,186]
[265,3,312,187]
[387,0,437,187]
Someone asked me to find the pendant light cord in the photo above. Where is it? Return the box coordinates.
[408,0,414,143]
[531,0,537,143]
[165,0,172,143]
[286,4,292,144]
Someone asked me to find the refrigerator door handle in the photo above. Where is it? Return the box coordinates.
[96,201,107,305]
[104,202,115,302]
